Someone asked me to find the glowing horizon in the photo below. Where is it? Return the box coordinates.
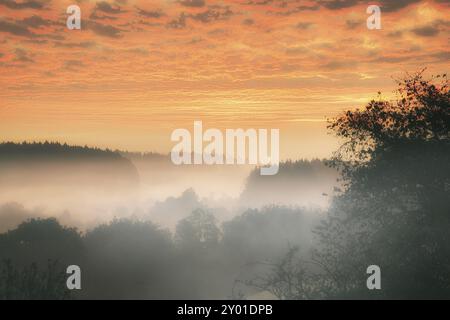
[1,0,448,159]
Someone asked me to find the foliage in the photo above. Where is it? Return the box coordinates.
[248,71,450,299]
[0,259,71,300]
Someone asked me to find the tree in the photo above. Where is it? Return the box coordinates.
[315,71,450,299]
[240,246,332,300]
[0,259,72,300]
[247,71,450,299]
[82,218,174,299]
[175,208,221,250]
[0,218,82,300]
[0,218,84,267]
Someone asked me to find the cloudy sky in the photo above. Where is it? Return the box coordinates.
[0,0,448,159]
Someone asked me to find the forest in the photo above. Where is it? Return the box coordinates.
[0,71,449,299]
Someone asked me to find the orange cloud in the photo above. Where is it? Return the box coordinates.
[0,0,448,158]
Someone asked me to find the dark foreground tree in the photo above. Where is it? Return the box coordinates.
[319,71,450,299]
[249,71,450,299]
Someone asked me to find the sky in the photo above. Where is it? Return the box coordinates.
[0,0,449,159]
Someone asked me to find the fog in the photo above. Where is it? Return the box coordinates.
[0,144,337,231]
[0,142,334,299]
[1,73,448,300]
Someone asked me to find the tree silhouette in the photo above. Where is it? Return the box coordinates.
[247,71,450,299]
[313,71,450,299]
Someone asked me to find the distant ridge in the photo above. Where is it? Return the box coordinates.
[240,159,339,208]
[0,141,125,161]
[0,141,140,187]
